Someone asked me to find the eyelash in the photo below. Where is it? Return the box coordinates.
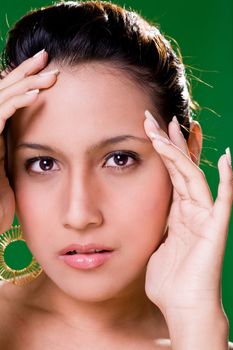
[24,151,141,174]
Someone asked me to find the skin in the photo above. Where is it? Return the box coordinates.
[0,50,232,349]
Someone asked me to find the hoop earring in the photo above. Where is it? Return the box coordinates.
[0,225,43,286]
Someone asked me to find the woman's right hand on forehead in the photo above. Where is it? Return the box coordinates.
[0,49,59,233]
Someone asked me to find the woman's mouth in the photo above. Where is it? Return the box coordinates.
[66,249,110,255]
[58,244,114,270]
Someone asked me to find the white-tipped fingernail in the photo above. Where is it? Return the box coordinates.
[149,132,170,144]
[38,69,59,77]
[145,110,160,128]
[225,147,232,167]
[25,89,40,95]
[33,49,45,58]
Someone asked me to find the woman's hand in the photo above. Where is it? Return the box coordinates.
[0,49,59,233]
[143,111,232,349]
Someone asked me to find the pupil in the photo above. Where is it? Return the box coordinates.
[40,159,53,171]
[114,154,128,166]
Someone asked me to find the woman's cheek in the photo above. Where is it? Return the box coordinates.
[133,184,171,249]
[134,161,172,229]
[13,173,57,236]
[116,165,172,254]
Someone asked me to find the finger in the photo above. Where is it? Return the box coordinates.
[144,115,191,200]
[154,144,191,201]
[0,49,48,90]
[153,137,213,207]
[144,119,190,200]
[144,110,170,138]
[0,70,59,105]
[144,121,213,207]
[0,90,40,133]
[168,116,190,156]
[0,69,9,79]
[144,110,189,156]
[212,152,233,230]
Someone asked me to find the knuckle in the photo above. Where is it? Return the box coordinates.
[7,97,18,115]
[20,57,36,72]
[13,60,33,79]
[166,165,177,178]
[26,73,56,90]
[20,66,30,78]
[25,74,38,87]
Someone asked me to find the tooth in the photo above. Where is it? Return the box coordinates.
[66,249,105,254]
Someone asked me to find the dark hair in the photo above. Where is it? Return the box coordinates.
[1,0,197,139]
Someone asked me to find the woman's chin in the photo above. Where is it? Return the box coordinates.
[55,282,127,303]
[46,270,147,305]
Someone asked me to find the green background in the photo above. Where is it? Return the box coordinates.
[0,0,232,339]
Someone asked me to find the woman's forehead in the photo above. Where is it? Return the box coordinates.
[9,63,155,139]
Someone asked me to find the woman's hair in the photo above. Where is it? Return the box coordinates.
[1,0,197,139]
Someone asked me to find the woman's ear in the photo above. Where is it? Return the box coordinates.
[187,120,202,165]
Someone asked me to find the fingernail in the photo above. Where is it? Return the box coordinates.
[145,110,160,128]
[38,69,60,77]
[33,49,45,58]
[225,147,232,167]
[25,89,40,95]
[172,115,180,126]
[148,132,170,144]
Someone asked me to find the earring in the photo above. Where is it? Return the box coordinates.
[0,225,43,286]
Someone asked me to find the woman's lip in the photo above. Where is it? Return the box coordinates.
[58,251,114,270]
[59,243,114,255]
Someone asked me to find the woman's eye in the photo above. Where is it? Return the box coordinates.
[24,152,141,174]
[104,151,140,171]
[24,157,59,174]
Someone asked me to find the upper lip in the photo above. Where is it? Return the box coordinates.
[59,244,114,255]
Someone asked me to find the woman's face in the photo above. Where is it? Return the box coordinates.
[7,63,172,301]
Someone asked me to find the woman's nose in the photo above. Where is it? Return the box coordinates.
[62,173,103,231]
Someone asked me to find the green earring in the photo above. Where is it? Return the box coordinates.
[0,225,43,286]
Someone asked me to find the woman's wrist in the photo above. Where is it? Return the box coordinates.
[165,305,229,350]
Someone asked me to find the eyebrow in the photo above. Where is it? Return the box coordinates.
[15,134,150,154]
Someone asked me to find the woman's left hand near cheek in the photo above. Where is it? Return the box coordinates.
[143,111,232,319]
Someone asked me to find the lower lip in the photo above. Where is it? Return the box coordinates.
[59,251,114,270]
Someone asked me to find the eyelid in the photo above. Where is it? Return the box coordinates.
[103,150,141,168]
[24,156,59,173]
[104,150,139,161]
